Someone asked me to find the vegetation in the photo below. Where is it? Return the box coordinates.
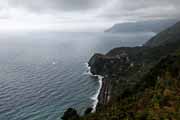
[62,21,180,120]
[81,51,180,120]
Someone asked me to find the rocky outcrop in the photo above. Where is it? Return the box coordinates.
[84,108,93,115]
[61,108,79,120]
[88,51,132,106]
[88,52,130,77]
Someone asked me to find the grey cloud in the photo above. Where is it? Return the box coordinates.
[7,0,108,12]
[3,0,180,21]
[120,0,180,11]
[101,0,180,20]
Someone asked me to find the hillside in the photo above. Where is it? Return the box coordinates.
[82,54,180,120]
[144,21,180,47]
[62,21,180,120]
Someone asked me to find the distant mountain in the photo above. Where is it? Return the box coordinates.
[144,21,180,47]
[105,19,178,33]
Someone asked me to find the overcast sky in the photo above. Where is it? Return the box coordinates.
[0,0,179,31]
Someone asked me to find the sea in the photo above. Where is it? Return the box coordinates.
[0,31,154,120]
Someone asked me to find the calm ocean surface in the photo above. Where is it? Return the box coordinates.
[0,31,154,120]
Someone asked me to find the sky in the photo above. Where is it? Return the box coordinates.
[0,0,179,31]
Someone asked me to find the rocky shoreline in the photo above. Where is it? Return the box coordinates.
[88,51,131,109]
[96,77,110,106]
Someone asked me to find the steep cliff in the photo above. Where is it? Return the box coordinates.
[62,21,180,120]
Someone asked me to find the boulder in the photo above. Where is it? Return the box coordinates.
[61,108,79,120]
[84,107,93,115]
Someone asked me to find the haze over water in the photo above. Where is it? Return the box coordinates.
[0,31,154,120]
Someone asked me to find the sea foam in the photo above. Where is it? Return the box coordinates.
[84,63,104,112]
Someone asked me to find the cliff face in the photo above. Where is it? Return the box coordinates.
[88,52,130,77]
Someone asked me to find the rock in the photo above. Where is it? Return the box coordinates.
[88,53,130,76]
[88,53,106,75]
[61,108,79,120]
[84,107,93,115]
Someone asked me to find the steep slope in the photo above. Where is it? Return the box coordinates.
[82,54,180,120]
[83,21,180,119]
[88,40,180,106]
[144,21,180,47]
[62,21,180,120]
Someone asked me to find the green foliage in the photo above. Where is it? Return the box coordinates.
[80,54,180,120]
[78,22,180,120]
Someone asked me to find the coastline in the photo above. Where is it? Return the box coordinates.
[91,75,103,112]
[85,63,104,112]
[97,77,110,106]
[62,21,180,120]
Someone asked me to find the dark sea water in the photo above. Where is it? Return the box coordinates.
[0,31,154,120]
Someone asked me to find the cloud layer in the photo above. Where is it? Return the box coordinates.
[7,0,109,12]
[5,0,180,19]
[0,0,179,31]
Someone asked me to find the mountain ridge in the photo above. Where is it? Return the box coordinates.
[105,19,178,33]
